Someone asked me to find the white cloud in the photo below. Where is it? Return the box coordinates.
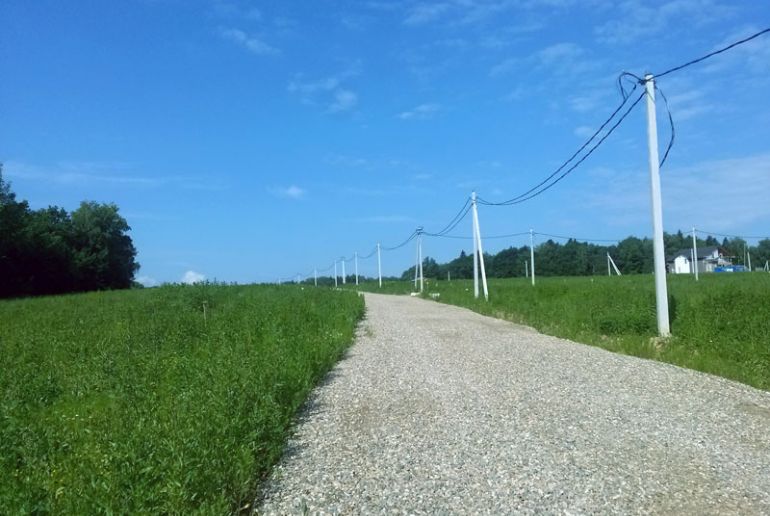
[269,185,306,200]
[3,161,226,191]
[568,90,609,113]
[403,3,451,25]
[398,103,441,120]
[356,215,416,223]
[4,160,160,186]
[574,125,595,138]
[325,154,370,168]
[594,0,731,45]
[491,42,599,79]
[181,270,206,284]
[328,90,358,113]
[288,67,361,114]
[582,153,770,232]
[287,76,341,95]
[136,275,159,287]
[219,27,279,56]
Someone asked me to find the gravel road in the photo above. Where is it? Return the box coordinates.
[257,293,770,515]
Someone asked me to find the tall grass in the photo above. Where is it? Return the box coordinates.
[353,274,770,390]
[0,284,364,513]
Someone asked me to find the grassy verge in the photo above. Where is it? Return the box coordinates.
[352,274,770,390]
[0,284,364,513]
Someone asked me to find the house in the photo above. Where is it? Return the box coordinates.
[666,246,732,274]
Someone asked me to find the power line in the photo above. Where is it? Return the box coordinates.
[479,90,646,207]
[427,231,531,240]
[652,27,770,79]
[695,229,770,240]
[424,200,472,237]
[381,230,418,251]
[358,245,378,259]
[654,84,675,168]
[535,232,620,243]
[284,29,770,281]
[478,84,641,207]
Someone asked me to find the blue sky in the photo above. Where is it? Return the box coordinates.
[2,0,769,284]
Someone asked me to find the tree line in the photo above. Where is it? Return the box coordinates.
[0,165,139,298]
[400,231,770,280]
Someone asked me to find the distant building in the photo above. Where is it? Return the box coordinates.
[666,246,732,274]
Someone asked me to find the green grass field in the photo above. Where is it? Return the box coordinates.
[352,273,770,391]
[0,284,364,514]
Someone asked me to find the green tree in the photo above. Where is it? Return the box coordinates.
[0,166,33,296]
[70,202,139,290]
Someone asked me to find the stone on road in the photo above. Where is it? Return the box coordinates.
[258,293,770,515]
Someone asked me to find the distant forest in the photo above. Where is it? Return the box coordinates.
[0,165,138,298]
[400,233,770,280]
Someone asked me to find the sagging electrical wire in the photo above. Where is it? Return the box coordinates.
[358,245,378,260]
[696,229,770,240]
[381,230,418,251]
[424,199,473,237]
[479,90,646,207]
[477,85,643,207]
[652,27,770,80]
[535,232,620,243]
[650,83,676,168]
[426,231,531,240]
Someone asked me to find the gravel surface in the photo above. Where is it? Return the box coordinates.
[257,293,770,515]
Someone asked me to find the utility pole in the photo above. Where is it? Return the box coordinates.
[314,268,318,287]
[417,227,424,293]
[354,252,359,286]
[608,253,621,276]
[414,232,420,290]
[473,206,479,298]
[692,227,699,281]
[471,192,488,300]
[525,260,528,278]
[334,261,338,288]
[748,249,752,272]
[644,74,670,337]
[529,229,536,286]
[341,258,346,285]
[607,253,611,276]
[377,243,382,288]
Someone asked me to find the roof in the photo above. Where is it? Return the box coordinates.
[667,246,723,261]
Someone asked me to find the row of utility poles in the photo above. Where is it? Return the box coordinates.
[280,74,689,339]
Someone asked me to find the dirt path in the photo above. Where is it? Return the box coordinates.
[258,293,770,515]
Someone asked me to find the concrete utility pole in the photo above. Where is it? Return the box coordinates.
[644,74,670,337]
[608,253,621,276]
[341,258,346,285]
[471,192,488,301]
[473,205,479,298]
[417,228,424,293]
[377,243,382,288]
[529,229,536,286]
[692,227,699,281]
[334,261,338,288]
[414,233,420,290]
[314,268,318,287]
[354,252,359,286]
[525,260,528,278]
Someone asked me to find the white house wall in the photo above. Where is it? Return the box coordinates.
[673,255,691,274]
